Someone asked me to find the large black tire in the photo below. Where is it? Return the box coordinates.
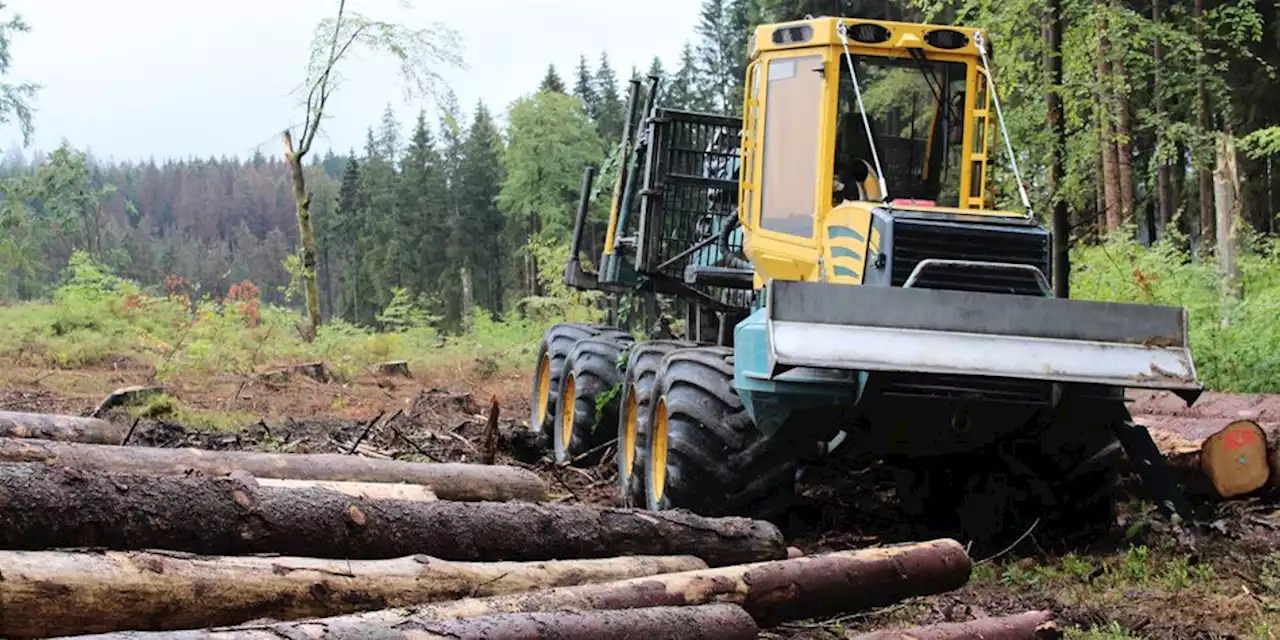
[894,395,1124,551]
[643,347,800,519]
[616,339,694,507]
[530,323,628,445]
[553,334,635,465]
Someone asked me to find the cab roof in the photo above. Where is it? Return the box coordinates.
[749,17,990,60]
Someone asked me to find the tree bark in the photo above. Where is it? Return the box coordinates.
[0,437,547,503]
[0,411,125,445]
[1110,1,1136,228]
[1045,0,1068,297]
[79,541,972,639]
[66,605,757,640]
[284,131,323,341]
[1152,0,1174,237]
[851,610,1058,640]
[1095,4,1121,234]
[1215,133,1242,300]
[1195,0,1215,253]
[1134,419,1271,498]
[0,463,784,566]
[0,550,706,638]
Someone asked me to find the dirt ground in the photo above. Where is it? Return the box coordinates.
[3,359,1280,639]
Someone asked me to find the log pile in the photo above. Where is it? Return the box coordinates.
[4,384,1280,637]
[0,403,1030,640]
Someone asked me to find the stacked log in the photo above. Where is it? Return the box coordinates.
[0,401,1129,639]
[0,437,547,502]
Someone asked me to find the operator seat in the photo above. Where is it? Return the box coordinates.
[835,111,884,203]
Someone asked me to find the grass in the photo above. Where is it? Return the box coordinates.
[6,228,1280,396]
[0,251,603,387]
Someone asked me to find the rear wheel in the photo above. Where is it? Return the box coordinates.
[897,396,1124,550]
[530,323,628,445]
[616,340,693,506]
[644,347,799,518]
[553,334,634,465]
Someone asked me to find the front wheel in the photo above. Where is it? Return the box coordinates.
[643,346,799,519]
[553,334,633,465]
[616,340,692,506]
[530,323,628,446]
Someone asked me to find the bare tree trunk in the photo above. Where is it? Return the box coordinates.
[284,132,323,341]
[0,463,783,566]
[1110,1,1136,228]
[0,550,706,638]
[1195,0,1216,254]
[106,541,973,639]
[1215,134,1242,301]
[1153,0,1174,237]
[0,411,125,445]
[460,264,474,331]
[1096,4,1120,234]
[0,437,548,503]
[1046,0,1069,297]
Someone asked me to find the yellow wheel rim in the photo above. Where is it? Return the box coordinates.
[560,373,576,449]
[535,354,551,427]
[652,397,668,503]
[622,386,638,476]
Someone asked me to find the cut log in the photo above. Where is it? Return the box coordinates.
[90,385,166,419]
[0,549,706,637]
[65,605,756,640]
[374,360,412,378]
[253,478,437,501]
[1201,419,1270,497]
[1134,419,1271,498]
[74,540,972,639]
[0,410,126,445]
[851,610,1059,640]
[0,437,547,502]
[0,463,783,565]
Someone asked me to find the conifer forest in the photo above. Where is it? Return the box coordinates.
[3,1,1280,638]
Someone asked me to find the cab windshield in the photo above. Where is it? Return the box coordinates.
[835,54,968,206]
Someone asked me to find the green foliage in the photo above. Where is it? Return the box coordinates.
[375,287,440,332]
[498,90,606,242]
[1071,229,1280,392]
[0,3,38,146]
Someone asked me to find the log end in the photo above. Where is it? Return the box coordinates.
[1202,419,1270,498]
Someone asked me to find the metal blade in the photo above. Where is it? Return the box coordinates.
[764,280,1201,392]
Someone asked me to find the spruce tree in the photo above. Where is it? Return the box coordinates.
[572,54,600,119]
[595,52,624,142]
[457,102,507,316]
[666,42,704,110]
[540,64,567,93]
[398,110,448,314]
[436,89,469,330]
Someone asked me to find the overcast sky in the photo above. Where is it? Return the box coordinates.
[0,0,702,163]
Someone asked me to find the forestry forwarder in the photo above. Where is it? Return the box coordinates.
[531,15,1203,544]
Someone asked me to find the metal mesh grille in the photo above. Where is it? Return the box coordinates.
[890,218,1050,296]
[640,109,752,310]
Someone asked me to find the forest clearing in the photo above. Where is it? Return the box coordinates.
[0,338,1279,639]
[4,0,1280,638]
